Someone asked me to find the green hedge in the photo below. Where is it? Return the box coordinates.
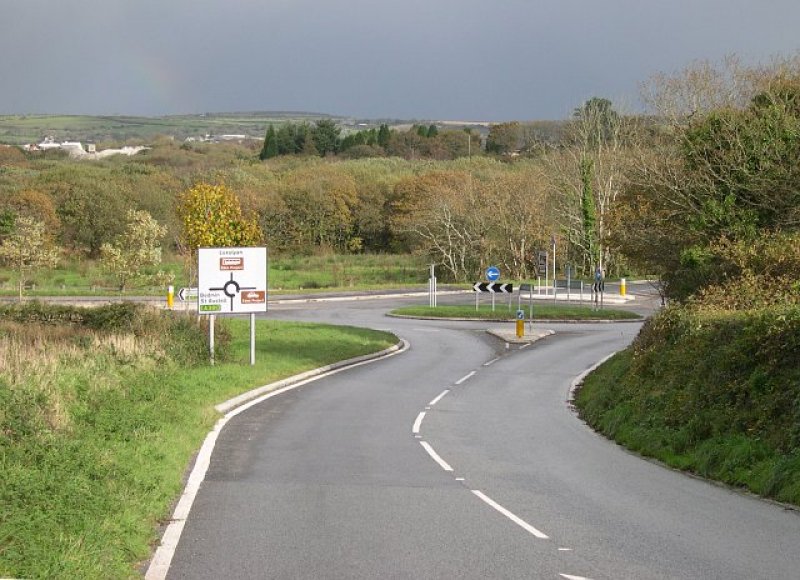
[576,304,800,504]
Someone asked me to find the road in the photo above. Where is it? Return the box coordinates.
[163,293,800,579]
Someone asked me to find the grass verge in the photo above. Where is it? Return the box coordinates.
[0,303,396,578]
[390,304,642,321]
[575,305,800,506]
[0,253,430,298]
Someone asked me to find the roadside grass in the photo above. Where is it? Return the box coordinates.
[0,303,396,579]
[575,305,800,506]
[390,304,642,321]
[0,253,430,298]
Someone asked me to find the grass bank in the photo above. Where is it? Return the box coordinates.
[0,302,396,579]
[575,304,800,505]
[390,304,642,321]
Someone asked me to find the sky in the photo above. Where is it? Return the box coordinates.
[2,0,799,121]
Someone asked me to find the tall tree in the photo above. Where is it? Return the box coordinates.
[377,124,391,148]
[100,209,171,292]
[312,119,341,156]
[0,216,60,301]
[486,122,521,155]
[259,125,278,160]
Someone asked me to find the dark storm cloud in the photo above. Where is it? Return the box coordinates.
[2,0,799,120]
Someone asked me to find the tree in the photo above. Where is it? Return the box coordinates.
[486,122,521,155]
[0,216,60,301]
[176,182,263,259]
[617,71,800,299]
[377,124,391,148]
[100,209,171,292]
[259,125,278,160]
[427,124,439,138]
[311,119,341,156]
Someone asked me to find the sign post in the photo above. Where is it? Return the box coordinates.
[428,264,437,308]
[198,247,268,365]
[486,266,500,311]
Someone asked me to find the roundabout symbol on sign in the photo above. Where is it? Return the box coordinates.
[210,273,257,312]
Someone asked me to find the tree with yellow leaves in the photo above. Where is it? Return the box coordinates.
[176,182,263,283]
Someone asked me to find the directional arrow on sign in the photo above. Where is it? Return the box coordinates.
[178,287,198,301]
[472,282,513,293]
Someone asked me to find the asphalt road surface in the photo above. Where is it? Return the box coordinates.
[164,294,800,579]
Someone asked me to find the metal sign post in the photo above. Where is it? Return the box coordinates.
[428,264,437,308]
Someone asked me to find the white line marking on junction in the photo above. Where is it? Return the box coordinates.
[429,389,450,406]
[483,357,500,367]
[470,490,549,539]
[520,343,531,349]
[412,412,426,434]
[455,477,465,481]
[455,371,476,385]
[560,575,593,580]
[558,548,573,551]
[420,441,454,471]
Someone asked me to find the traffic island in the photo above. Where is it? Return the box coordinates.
[486,327,555,344]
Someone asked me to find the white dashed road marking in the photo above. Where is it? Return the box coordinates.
[455,371,476,385]
[428,389,450,406]
[471,490,549,539]
[420,441,454,471]
[412,412,426,434]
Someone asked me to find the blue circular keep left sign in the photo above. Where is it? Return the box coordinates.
[486,266,500,281]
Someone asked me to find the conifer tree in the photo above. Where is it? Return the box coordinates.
[259,125,278,160]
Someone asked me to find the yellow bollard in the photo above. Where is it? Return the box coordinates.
[516,319,524,338]
[620,278,627,297]
[167,285,174,309]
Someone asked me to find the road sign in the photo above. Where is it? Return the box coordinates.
[177,287,198,301]
[486,266,500,281]
[537,251,547,275]
[473,282,513,293]
[198,247,268,315]
[516,309,525,320]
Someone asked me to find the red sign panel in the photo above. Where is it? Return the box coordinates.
[219,257,244,271]
[240,290,266,304]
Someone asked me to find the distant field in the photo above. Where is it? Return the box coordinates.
[0,253,431,298]
[0,112,333,145]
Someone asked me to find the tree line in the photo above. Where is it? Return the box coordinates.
[2,54,799,298]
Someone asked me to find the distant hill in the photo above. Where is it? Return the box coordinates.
[0,112,335,146]
[0,112,568,147]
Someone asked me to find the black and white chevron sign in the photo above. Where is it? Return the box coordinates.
[472,282,513,293]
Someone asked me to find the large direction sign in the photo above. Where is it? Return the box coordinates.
[198,247,268,315]
[473,282,513,293]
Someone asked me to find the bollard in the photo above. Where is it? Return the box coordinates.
[167,285,174,309]
[516,319,524,338]
[620,278,627,297]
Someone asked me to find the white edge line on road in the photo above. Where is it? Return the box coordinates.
[560,575,593,580]
[470,490,549,539]
[428,389,450,406]
[412,411,426,434]
[455,370,476,385]
[483,357,500,367]
[145,339,410,580]
[420,441,454,471]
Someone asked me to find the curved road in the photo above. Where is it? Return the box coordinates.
[164,295,800,579]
